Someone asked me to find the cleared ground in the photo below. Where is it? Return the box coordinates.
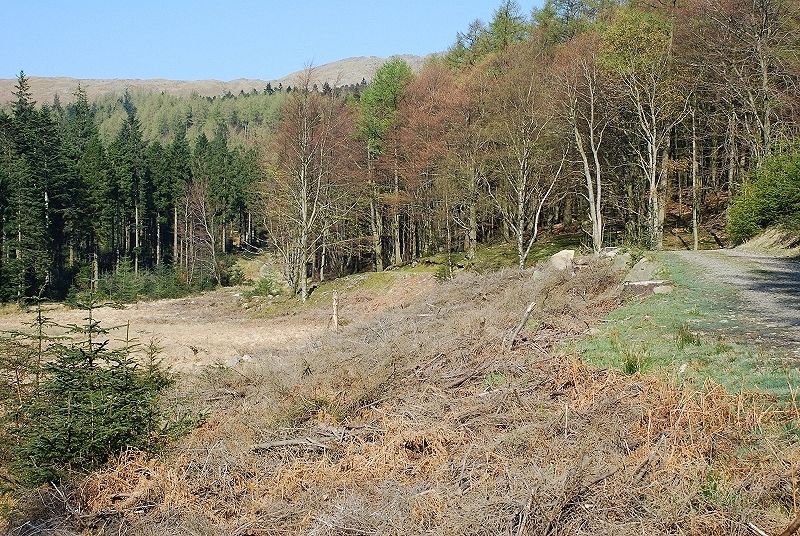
[0,271,436,374]
[4,254,799,536]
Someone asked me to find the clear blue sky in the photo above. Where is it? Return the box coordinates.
[2,0,539,80]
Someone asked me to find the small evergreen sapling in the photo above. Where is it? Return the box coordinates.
[4,296,174,486]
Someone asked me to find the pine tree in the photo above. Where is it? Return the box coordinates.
[169,128,192,265]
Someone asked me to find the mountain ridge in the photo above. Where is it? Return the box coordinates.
[0,54,432,104]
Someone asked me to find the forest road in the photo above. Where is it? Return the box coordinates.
[669,249,800,357]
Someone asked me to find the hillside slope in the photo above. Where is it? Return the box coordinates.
[0,54,431,104]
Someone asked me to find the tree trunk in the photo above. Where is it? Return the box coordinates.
[173,205,178,265]
[574,125,603,253]
[710,134,719,191]
[134,205,139,275]
[331,291,339,332]
[222,223,226,254]
[368,155,383,272]
[467,169,477,260]
[320,232,327,282]
[156,215,161,265]
[516,169,527,270]
[726,112,738,197]
[392,149,402,266]
[92,250,99,291]
[691,107,700,251]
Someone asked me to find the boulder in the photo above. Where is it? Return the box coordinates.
[622,279,670,297]
[612,252,633,271]
[549,249,575,271]
[599,247,621,258]
[653,285,674,295]
[624,257,661,283]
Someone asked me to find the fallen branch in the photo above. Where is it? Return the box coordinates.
[251,437,330,452]
[445,360,494,389]
[632,433,666,483]
[780,513,800,536]
[746,523,770,536]
[505,300,536,352]
[623,280,669,287]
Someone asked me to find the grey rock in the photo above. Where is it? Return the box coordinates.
[612,252,633,271]
[549,249,575,271]
[624,257,661,283]
[599,247,621,258]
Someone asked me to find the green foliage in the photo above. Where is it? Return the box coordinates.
[675,322,702,349]
[218,261,247,287]
[245,276,281,298]
[600,7,671,72]
[612,331,649,374]
[484,371,507,388]
[89,258,204,303]
[728,147,800,244]
[359,58,414,156]
[0,76,263,303]
[446,1,530,67]
[434,261,454,283]
[621,349,647,375]
[533,0,604,44]
[1,299,185,486]
[93,88,285,146]
[698,470,737,507]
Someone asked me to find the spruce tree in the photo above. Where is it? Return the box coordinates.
[8,73,54,298]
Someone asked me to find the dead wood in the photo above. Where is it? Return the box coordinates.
[251,437,330,452]
[779,513,800,536]
[505,300,537,351]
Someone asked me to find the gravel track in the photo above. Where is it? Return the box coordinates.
[670,249,800,356]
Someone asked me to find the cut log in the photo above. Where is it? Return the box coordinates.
[331,291,339,332]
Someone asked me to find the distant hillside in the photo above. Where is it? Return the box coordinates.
[0,54,432,104]
[278,54,431,88]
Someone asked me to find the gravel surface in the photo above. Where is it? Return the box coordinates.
[670,249,800,357]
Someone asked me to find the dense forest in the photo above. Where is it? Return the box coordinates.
[1,0,799,302]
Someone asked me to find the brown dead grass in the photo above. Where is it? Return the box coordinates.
[4,260,799,535]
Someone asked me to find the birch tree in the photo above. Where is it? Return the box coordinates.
[264,82,353,301]
[485,43,567,269]
[602,8,689,249]
[559,32,611,253]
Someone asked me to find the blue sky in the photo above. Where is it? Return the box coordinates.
[3,1,538,80]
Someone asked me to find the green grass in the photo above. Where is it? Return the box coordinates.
[419,233,585,273]
[574,252,800,397]
[252,268,424,317]
[253,235,584,317]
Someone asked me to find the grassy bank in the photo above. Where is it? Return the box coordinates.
[247,234,584,315]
